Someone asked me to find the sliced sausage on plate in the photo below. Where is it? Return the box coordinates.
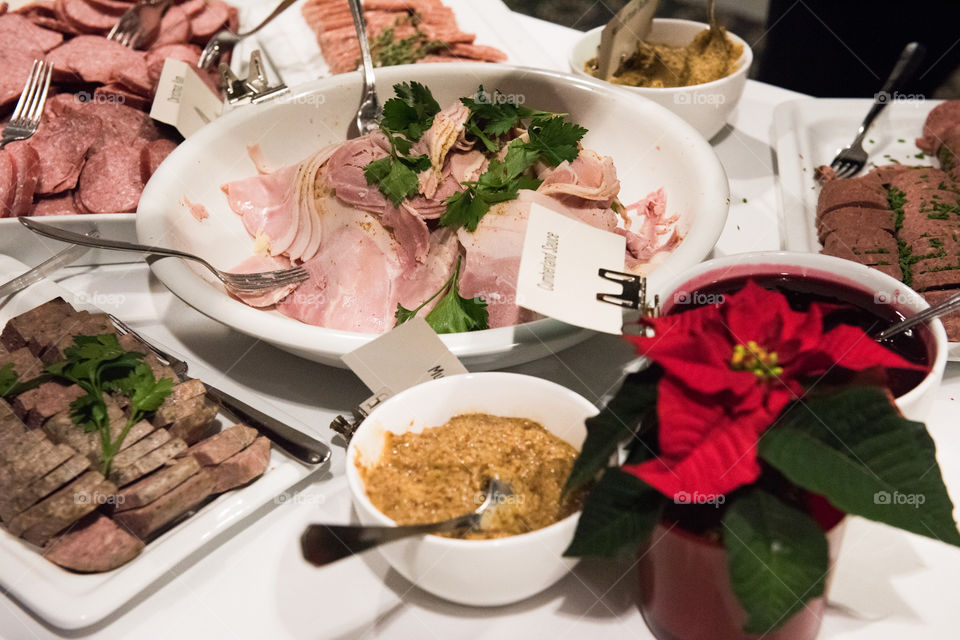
[78,144,145,213]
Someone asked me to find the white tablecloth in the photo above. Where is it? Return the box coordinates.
[2,12,959,640]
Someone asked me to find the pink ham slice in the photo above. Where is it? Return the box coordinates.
[537,150,621,208]
[229,255,299,308]
[323,134,392,214]
[222,164,301,257]
[619,188,681,270]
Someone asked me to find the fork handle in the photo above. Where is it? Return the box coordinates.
[19,218,207,265]
[239,0,298,37]
[852,42,927,146]
[348,0,377,108]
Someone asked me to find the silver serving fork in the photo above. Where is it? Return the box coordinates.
[198,0,299,70]
[107,0,172,49]
[19,218,309,295]
[345,0,381,139]
[1,60,53,150]
[827,42,926,179]
[107,314,332,466]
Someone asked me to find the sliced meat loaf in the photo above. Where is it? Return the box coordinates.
[913,268,960,292]
[152,379,206,427]
[7,470,116,545]
[0,453,90,522]
[43,406,155,466]
[39,310,116,362]
[114,455,200,512]
[0,343,43,379]
[113,467,215,538]
[817,173,889,216]
[44,512,144,572]
[209,436,270,493]
[0,297,75,353]
[182,424,257,466]
[816,206,896,244]
[12,381,85,429]
[168,400,218,444]
[0,432,75,493]
[886,167,952,194]
[917,101,960,154]
[922,289,960,340]
[821,227,898,264]
[109,428,170,470]
[110,437,188,487]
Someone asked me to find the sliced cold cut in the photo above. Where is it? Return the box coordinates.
[23,106,101,194]
[46,35,148,86]
[44,513,144,572]
[114,455,200,512]
[113,468,215,538]
[209,436,270,493]
[139,138,178,181]
[5,143,40,216]
[78,144,145,213]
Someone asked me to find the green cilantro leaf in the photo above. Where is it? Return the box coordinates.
[440,189,490,231]
[363,155,422,207]
[394,257,489,333]
[526,116,587,166]
[381,81,441,141]
[128,364,175,415]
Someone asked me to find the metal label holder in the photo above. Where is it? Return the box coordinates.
[220,50,289,105]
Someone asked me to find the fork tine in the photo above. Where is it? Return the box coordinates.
[9,60,41,122]
[26,63,52,124]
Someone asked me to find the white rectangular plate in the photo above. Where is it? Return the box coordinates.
[0,254,325,630]
[771,97,960,360]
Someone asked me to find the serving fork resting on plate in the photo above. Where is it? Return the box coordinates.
[198,0,299,70]
[108,314,332,466]
[107,0,172,49]
[826,42,926,179]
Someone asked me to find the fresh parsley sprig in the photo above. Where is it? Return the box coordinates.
[0,363,18,397]
[460,86,557,153]
[440,116,588,231]
[362,82,441,206]
[45,334,174,475]
[395,256,489,333]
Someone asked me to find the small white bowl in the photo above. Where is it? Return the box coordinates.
[345,372,598,606]
[649,251,947,422]
[569,19,753,139]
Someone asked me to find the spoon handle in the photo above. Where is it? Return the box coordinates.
[875,289,960,341]
[301,514,478,567]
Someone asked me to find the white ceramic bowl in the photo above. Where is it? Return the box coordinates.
[569,19,752,139]
[136,63,729,369]
[345,372,597,606]
[650,251,947,421]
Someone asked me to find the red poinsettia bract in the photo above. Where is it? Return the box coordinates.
[622,280,925,501]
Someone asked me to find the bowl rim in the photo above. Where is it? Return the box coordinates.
[569,18,755,93]
[137,62,730,362]
[649,250,948,408]
[344,371,597,549]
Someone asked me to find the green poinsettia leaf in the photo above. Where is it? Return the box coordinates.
[760,385,960,546]
[723,488,829,635]
[564,468,662,557]
[565,367,660,493]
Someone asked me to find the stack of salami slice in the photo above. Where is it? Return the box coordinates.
[0,0,237,217]
[300,0,507,74]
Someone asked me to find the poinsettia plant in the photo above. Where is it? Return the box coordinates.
[564,281,960,635]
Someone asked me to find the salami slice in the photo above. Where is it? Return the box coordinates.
[0,12,63,52]
[0,49,36,110]
[58,0,116,34]
[31,192,84,216]
[94,84,151,111]
[84,101,159,152]
[6,143,41,217]
[25,106,102,194]
[84,0,133,13]
[151,4,192,48]
[0,150,15,217]
[189,0,229,38]
[146,43,201,85]
[46,35,148,85]
[78,144,145,213]
[139,138,178,182]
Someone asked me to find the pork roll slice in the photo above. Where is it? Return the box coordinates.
[209,436,270,493]
[816,206,896,244]
[113,468,215,538]
[114,456,201,512]
[44,513,144,572]
[182,424,258,466]
[817,174,889,216]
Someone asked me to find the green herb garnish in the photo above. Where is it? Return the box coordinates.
[0,363,18,397]
[460,87,556,152]
[395,256,488,333]
[45,334,173,475]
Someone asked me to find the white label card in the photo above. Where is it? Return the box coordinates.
[516,203,627,335]
[341,317,469,395]
[150,59,223,138]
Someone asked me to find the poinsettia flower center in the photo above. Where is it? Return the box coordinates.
[730,340,783,379]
